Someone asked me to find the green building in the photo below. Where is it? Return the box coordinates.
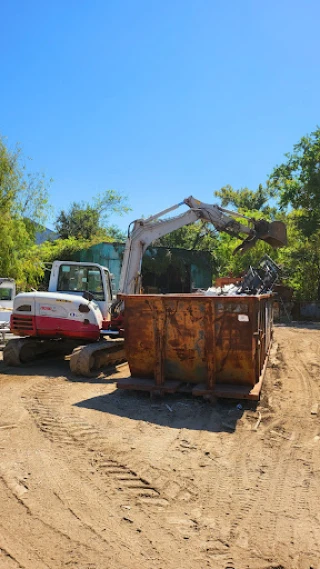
[73,242,212,293]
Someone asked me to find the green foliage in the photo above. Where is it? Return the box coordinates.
[209,204,284,280]
[55,190,131,240]
[0,137,129,289]
[0,215,41,286]
[104,225,126,242]
[213,231,282,278]
[38,235,114,264]
[0,136,51,289]
[56,205,99,240]
[275,212,320,300]
[154,220,219,251]
[33,235,117,290]
[215,184,276,215]
[268,127,320,237]
[8,125,320,302]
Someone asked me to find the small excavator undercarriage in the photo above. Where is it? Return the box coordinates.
[3,337,126,377]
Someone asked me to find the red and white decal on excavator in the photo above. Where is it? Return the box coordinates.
[11,313,100,340]
[40,305,58,313]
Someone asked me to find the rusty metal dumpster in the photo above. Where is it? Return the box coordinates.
[117,293,273,400]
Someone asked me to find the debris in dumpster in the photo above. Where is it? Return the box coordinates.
[202,255,281,297]
[238,255,281,295]
[203,283,239,296]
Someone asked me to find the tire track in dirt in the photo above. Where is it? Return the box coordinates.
[279,328,320,408]
[22,379,267,568]
[149,429,201,503]
[23,381,168,507]
[246,327,320,563]
[208,342,289,563]
[0,375,165,569]
[3,324,320,569]
[0,547,23,569]
[193,327,320,568]
[177,426,255,568]
[163,408,279,567]
[214,434,261,568]
[251,355,303,557]
[18,378,214,569]
[0,475,119,569]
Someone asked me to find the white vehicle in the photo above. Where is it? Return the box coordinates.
[4,196,287,374]
[0,278,16,343]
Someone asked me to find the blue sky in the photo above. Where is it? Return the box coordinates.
[1,0,320,231]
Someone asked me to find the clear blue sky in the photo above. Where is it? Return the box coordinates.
[1,0,319,231]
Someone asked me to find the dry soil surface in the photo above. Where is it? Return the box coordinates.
[0,323,320,569]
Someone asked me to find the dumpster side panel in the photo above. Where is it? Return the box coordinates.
[214,300,257,386]
[124,296,158,379]
[122,294,273,394]
[164,298,207,383]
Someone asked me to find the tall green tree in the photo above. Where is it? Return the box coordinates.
[55,190,131,240]
[0,136,51,287]
[275,212,320,300]
[154,220,219,251]
[215,184,276,215]
[268,126,320,237]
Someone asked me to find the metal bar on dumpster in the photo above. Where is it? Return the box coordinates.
[204,299,215,391]
[253,300,261,382]
[153,298,166,387]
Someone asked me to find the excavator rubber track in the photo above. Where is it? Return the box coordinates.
[3,337,76,366]
[69,339,126,377]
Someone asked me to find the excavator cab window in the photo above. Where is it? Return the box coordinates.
[57,264,106,301]
[104,269,114,301]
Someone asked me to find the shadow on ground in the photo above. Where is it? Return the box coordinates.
[0,355,124,384]
[0,353,258,433]
[75,388,257,433]
[275,321,320,330]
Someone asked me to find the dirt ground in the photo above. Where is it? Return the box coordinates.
[0,324,319,569]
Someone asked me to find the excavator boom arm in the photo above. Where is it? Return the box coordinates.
[118,195,287,295]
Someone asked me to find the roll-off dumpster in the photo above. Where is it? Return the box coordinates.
[117,293,273,400]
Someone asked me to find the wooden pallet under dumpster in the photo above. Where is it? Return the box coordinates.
[117,293,273,400]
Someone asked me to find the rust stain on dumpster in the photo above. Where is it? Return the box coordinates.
[117,293,273,400]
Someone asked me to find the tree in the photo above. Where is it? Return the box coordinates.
[268,126,320,237]
[0,136,51,288]
[214,184,276,215]
[55,190,131,240]
[55,204,100,240]
[154,220,219,250]
[274,211,320,301]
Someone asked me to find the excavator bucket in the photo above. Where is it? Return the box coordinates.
[234,220,287,255]
[255,220,288,248]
